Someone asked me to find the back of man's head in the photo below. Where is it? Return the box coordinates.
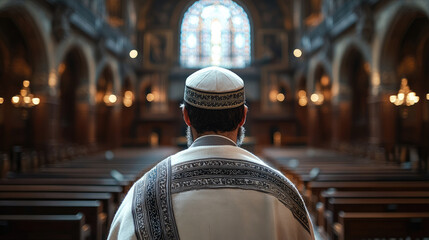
[182,66,246,134]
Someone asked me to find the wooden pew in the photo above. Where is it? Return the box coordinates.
[334,212,429,240]
[0,213,90,240]
[0,200,104,240]
[307,181,429,211]
[0,185,123,205]
[8,172,136,182]
[318,191,429,230]
[0,192,115,225]
[325,198,429,239]
[0,178,131,194]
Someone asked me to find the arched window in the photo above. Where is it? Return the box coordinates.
[180,0,251,68]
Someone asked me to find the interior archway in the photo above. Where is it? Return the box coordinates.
[0,10,36,151]
[380,10,429,149]
[58,48,88,145]
[339,46,370,143]
[95,66,115,148]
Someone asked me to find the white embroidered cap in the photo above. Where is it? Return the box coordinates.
[184,66,245,110]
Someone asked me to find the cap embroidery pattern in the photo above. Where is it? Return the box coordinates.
[184,86,245,110]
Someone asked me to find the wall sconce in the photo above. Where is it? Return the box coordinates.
[11,80,40,108]
[310,91,324,105]
[123,90,134,107]
[297,90,308,107]
[389,78,419,106]
[103,92,117,106]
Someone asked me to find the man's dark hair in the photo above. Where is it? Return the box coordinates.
[184,102,245,134]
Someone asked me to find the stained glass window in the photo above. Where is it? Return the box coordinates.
[180,0,251,68]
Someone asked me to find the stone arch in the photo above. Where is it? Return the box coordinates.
[57,45,91,145]
[294,70,308,137]
[0,3,50,151]
[95,62,121,148]
[336,43,371,143]
[121,70,138,142]
[308,61,333,147]
[377,4,429,154]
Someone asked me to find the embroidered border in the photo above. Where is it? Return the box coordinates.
[170,158,311,234]
[132,158,180,240]
[184,86,245,110]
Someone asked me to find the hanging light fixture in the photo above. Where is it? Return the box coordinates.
[11,80,40,108]
[389,78,419,106]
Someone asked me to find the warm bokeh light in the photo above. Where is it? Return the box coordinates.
[269,90,278,102]
[11,96,20,104]
[23,80,30,88]
[108,94,117,103]
[123,90,134,107]
[103,94,117,106]
[146,93,155,102]
[293,49,302,58]
[426,93,429,100]
[0,97,3,104]
[23,96,31,104]
[58,63,66,75]
[129,50,138,59]
[276,93,285,102]
[298,97,308,106]
[321,75,330,86]
[389,78,420,106]
[310,93,324,105]
[32,97,40,105]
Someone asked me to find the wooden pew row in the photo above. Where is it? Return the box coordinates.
[0,147,179,239]
[333,212,429,240]
[325,198,429,239]
[0,200,104,240]
[306,181,429,211]
[0,213,90,240]
[318,191,429,231]
[0,192,115,226]
[8,172,136,182]
[0,178,131,194]
[0,185,123,206]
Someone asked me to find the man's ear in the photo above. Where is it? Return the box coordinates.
[238,105,248,127]
[182,107,192,126]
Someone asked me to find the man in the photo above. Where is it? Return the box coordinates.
[108,66,315,240]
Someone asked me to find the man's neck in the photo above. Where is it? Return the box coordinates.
[193,129,238,144]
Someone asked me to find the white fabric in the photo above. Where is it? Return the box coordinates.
[186,66,244,93]
[108,139,315,240]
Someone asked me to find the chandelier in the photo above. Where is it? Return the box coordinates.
[11,80,40,108]
[389,78,419,106]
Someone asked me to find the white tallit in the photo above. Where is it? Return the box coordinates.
[108,135,315,240]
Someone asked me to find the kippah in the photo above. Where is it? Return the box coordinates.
[184,66,245,110]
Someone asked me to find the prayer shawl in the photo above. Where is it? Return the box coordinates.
[108,135,315,240]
